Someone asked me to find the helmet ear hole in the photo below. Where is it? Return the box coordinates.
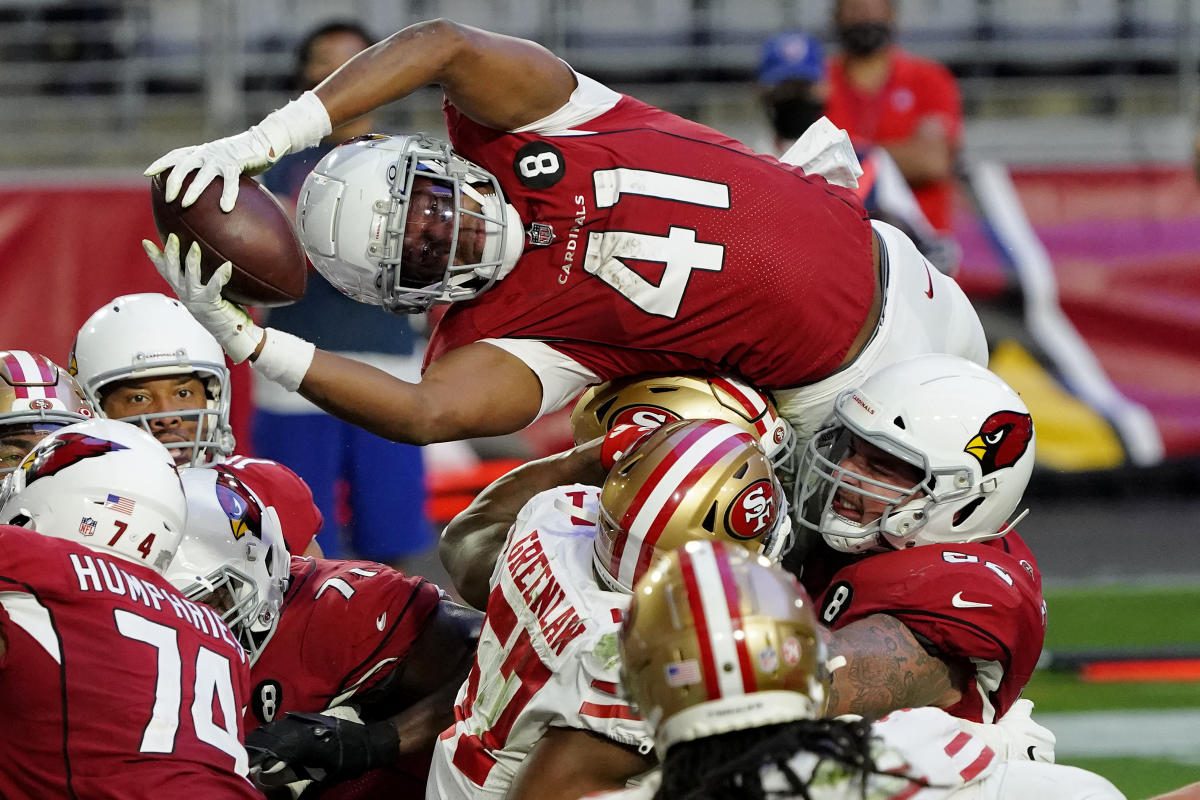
[952,497,985,527]
[701,503,717,533]
[893,416,906,429]
[733,463,748,479]
[7,513,31,528]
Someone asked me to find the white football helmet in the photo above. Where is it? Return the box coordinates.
[0,350,96,475]
[620,540,827,753]
[570,373,797,475]
[795,354,1036,553]
[70,293,235,467]
[296,133,523,313]
[0,418,186,574]
[595,418,792,593]
[165,468,291,664]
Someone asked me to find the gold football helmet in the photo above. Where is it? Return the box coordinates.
[594,418,791,593]
[620,540,828,753]
[0,350,96,474]
[570,374,795,472]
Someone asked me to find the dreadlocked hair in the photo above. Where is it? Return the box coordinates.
[653,716,899,800]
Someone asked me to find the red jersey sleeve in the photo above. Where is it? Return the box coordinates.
[819,536,1045,721]
[218,455,323,555]
[248,557,442,722]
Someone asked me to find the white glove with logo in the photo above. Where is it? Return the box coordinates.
[957,699,1056,764]
[143,235,315,391]
[145,91,332,212]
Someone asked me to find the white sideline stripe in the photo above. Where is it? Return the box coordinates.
[1041,709,1200,759]
[618,424,736,589]
[687,546,746,699]
[968,160,1164,465]
[0,591,61,664]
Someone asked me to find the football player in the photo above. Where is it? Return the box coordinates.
[792,353,1045,726]
[604,540,1125,800]
[0,419,258,799]
[0,349,95,474]
[142,18,986,460]
[71,292,323,557]
[442,372,795,610]
[429,419,792,799]
[164,467,483,796]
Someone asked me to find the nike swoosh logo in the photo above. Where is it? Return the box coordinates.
[951,591,992,609]
[376,613,387,631]
[923,263,935,299]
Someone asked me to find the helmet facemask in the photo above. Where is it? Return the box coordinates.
[300,134,525,313]
[71,294,236,468]
[795,357,1036,553]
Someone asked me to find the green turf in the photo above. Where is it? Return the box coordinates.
[1026,585,1200,797]
[1043,585,1200,649]
[1058,756,1200,799]
[1030,584,1200,712]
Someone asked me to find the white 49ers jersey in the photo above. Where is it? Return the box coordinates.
[428,485,651,799]
[589,707,1122,800]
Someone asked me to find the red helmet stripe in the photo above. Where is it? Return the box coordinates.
[678,545,722,700]
[710,377,769,437]
[714,541,757,694]
[627,432,744,585]
[609,422,714,579]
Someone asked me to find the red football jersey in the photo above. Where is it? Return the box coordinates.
[217,454,322,555]
[427,93,874,390]
[816,533,1045,723]
[244,556,442,729]
[0,526,256,799]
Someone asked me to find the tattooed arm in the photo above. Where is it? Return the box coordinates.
[822,613,964,718]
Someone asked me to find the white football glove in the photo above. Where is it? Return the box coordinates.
[957,698,1056,764]
[145,91,332,212]
[143,235,315,391]
[143,235,263,362]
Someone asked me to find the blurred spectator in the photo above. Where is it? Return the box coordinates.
[758,29,959,274]
[823,0,963,236]
[256,20,433,569]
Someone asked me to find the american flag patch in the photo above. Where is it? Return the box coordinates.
[104,494,136,515]
[665,659,702,688]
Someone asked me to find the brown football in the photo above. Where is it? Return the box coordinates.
[150,171,307,307]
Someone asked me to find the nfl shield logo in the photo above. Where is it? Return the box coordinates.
[79,516,98,537]
[526,222,556,246]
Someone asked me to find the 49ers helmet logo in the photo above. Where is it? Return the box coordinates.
[725,478,777,540]
[20,433,128,486]
[964,411,1033,475]
[611,405,681,431]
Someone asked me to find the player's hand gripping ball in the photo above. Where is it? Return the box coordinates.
[150,171,307,307]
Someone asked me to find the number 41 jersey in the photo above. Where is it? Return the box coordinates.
[0,526,256,799]
[428,486,651,800]
[431,78,875,391]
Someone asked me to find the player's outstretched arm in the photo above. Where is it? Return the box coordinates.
[146,237,543,443]
[147,19,575,211]
[299,341,544,445]
[505,727,655,800]
[440,438,608,609]
[823,612,964,717]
